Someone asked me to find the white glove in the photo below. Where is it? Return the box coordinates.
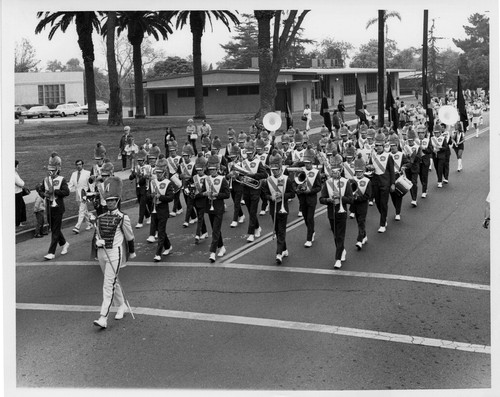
[95,239,105,248]
[129,252,137,259]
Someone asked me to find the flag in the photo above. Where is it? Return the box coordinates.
[457,76,469,131]
[355,76,368,125]
[284,90,293,130]
[423,82,434,133]
[385,74,398,128]
[320,97,332,132]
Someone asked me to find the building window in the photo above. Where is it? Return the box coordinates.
[227,85,259,96]
[367,74,377,93]
[178,87,208,97]
[343,74,355,96]
[38,84,65,105]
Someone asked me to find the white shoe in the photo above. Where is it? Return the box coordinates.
[209,252,216,263]
[195,235,200,244]
[61,242,70,255]
[85,224,93,230]
[146,217,151,224]
[154,232,158,239]
[189,218,197,224]
[259,210,266,216]
[217,246,226,257]
[368,200,374,206]
[282,250,289,257]
[438,182,443,188]
[334,260,342,269]
[162,246,172,256]
[200,232,208,240]
[169,211,177,217]
[93,316,107,329]
[341,249,346,261]
[395,214,401,221]
[183,222,189,228]
[147,235,156,243]
[421,192,427,198]
[44,253,55,260]
[356,241,362,250]
[230,221,238,228]
[298,211,303,217]
[349,213,355,219]
[115,305,127,320]
[176,209,183,215]
[362,236,368,245]
[378,226,386,233]
[238,215,245,223]
[153,255,161,262]
[276,254,283,265]
[304,241,312,248]
[135,223,143,229]
[254,227,262,238]
[411,200,417,207]
[247,234,255,242]
[241,200,246,206]
[72,227,80,234]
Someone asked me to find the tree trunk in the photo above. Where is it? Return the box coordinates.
[76,12,98,125]
[106,12,123,126]
[191,12,206,119]
[255,11,275,117]
[378,10,385,127]
[132,41,145,118]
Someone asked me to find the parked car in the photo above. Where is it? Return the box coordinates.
[20,105,51,119]
[67,102,82,114]
[15,106,28,119]
[81,100,109,115]
[49,104,81,117]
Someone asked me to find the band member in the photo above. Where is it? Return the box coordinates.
[88,143,106,192]
[440,123,451,184]
[370,132,396,233]
[431,125,447,188]
[388,135,409,221]
[129,148,152,228]
[226,145,245,228]
[241,140,268,242]
[417,125,433,198]
[351,154,372,250]
[319,154,354,268]
[149,158,175,262]
[204,156,231,262]
[179,144,198,227]
[255,138,270,216]
[68,159,92,234]
[471,104,482,137]
[41,154,70,260]
[291,132,305,165]
[403,129,422,206]
[167,141,183,216]
[451,121,465,172]
[342,145,356,219]
[192,155,209,243]
[89,161,114,216]
[92,177,136,329]
[295,147,322,247]
[263,150,295,265]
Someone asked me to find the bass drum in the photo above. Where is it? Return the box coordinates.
[395,175,413,197]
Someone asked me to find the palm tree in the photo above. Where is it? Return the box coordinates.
[366,11,401,37]
[115,11,174,119]
[173,11,240,119]
[102,12,123,126]
[35,12,101,125]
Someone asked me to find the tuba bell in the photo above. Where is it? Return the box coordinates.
[438,105,459,126]
[262,112,283,132]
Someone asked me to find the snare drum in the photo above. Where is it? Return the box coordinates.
[395,175,413,197]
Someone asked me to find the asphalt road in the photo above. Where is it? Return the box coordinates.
[12,121,491,393]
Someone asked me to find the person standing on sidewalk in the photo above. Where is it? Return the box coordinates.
[33,184,46,238]
[68,159,92,234]
[303,104,312,132]
[337,100,346,123]
[41,154,70,260]
[15,159,27,227]
[119,126,131,170]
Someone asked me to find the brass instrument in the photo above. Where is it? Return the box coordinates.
[151,180,160,214]
[333,175,346,213]
[46,175,58,207]
[206,177,215,211]
[231,163,263,189]
[169,174,182,194]
[294,171,308,193]
[272,177,287,240]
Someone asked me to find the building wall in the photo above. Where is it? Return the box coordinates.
[15,72,85,106]
[290,81,313,112]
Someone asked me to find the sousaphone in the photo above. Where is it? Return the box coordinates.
[262,111,282,132]
[438,105,459,126]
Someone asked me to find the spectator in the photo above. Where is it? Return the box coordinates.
[124,137,139,170]
[337,100,346,122]
[303,104,312,131]
[186,119,199,155]
[199,119,212,139]
[164,127,176,153]
[15,159,27,227]
[33,184,46,238]
[119,126,131,170]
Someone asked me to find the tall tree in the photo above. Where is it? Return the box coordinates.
[14,38,40,72]
[113,11,174,119]
[308,37,354,68]
[173,11,240,119]
[46,59,66,72]
[65,58,84,71]
[104,11,123,126]
[350,39,397,68]
[218,13,259,69]
[254,10,309,117]
[146,56,193,78]
[35,12,101,125]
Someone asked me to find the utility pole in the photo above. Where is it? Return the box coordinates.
[378,9,385,127]
[422,10,428,109]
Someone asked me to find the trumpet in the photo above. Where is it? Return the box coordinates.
[206,177,215,211]
[151,181,160,214]
[45,175,58,207]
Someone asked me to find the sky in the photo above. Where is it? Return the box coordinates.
[4,0,496,73]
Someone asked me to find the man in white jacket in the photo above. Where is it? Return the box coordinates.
[68,159,92,234]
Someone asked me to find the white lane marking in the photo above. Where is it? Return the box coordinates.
[17,302,490,354]
[16,261,489,291]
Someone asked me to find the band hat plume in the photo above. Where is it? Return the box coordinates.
[354,153,366,172]
[195,153,208,170]
[94,142,106,159]
[136,148,148,161]
[269,149,283,169]
[48,153,62,170]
